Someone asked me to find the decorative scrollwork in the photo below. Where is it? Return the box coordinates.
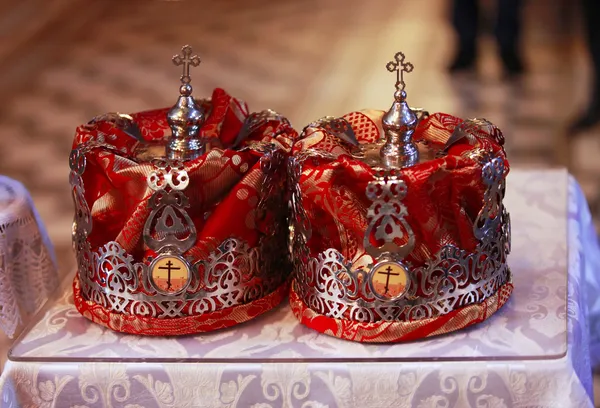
[143,190,197,253]
[363,170,415,259]
[70,141,138,312]
[96,242,139,293]
[294,238,510,322]
[438,118,505,159]
[69,149,86,176]
[143,159,196,254]
[257,145,287,234]
[287,155,314,273]
[302,116,358,146]
[147,159,189,191]
[76,237,286,319]
[235,109,291,147]
[199,239,265,305]
[474,157,505,241]
[287,149,340,280]
[69,146,93,238]
[82,112,143,142]
[501,207,511,255]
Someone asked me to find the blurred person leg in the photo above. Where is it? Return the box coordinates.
[571,0,600,132]
[495,0,525,76]
[449,0,479,72]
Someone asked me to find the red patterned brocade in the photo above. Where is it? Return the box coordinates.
[71,88,296,336]
[293,110,508,267]
[290,110,511,342]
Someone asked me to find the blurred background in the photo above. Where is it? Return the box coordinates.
[0,0,594,272]
[0,0,599,401]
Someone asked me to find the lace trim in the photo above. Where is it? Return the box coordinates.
[0,176,59,338]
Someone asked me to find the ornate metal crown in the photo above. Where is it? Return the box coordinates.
[288,52,512,343]
[70,46,294,335]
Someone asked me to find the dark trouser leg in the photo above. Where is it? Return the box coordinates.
[450,0,479,71]
[583,0,600,111]
[495,0,524,74]
[571,0,600,131]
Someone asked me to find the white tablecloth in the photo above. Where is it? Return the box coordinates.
[0,169,595,407]
[0,176,58,341]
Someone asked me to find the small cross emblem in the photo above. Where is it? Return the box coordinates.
[150,255,191,295]
[378,265,400,295]
[386,51,414,91]
[158,259,180,290]
[172,45,201,84]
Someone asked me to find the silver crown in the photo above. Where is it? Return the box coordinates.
[288,51,511,323]
[69,42,294,322]
[70,142,289,319]
[290,155,510,322]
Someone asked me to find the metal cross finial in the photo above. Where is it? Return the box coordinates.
[166,45,206,160]
[380,51,419,168]
[386,52,414,91]
[172,45,201,84]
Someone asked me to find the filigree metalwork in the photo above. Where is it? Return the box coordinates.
[474,157,505,241]
[76,237,287,319]
[292,154,511,322]
[82,112,143,142]
[302,116,358,146]
[69,142,122,242]
[197,239,264,307]
[501,206,511,255]
[69,149,92,238]
[363,170,415,259]
[294,227,510,322]
[287,156,311,276]
[287,149,337,261]
[236,109,291,146]
[143,159,196,254]
[96,242,139,294]
[257,144,287,234]
[147,159,189,191]
[439,118,505,158]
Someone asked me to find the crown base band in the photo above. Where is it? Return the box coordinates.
[73,275,290,336]
[290,280,513,343]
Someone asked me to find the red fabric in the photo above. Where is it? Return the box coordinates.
[290,281,513,343]
[73,88,296,335]
[76,89,295,258]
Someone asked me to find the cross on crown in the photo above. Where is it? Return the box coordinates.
[172,45,201,85]
[386,51,414,92]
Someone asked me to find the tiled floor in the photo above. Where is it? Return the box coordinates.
[0,0,599,403]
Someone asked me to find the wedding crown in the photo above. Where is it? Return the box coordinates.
[288,52,512,342]
[70,46,294,335]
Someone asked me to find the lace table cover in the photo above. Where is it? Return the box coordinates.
[0,176,58,339]
[0,169,594,408]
